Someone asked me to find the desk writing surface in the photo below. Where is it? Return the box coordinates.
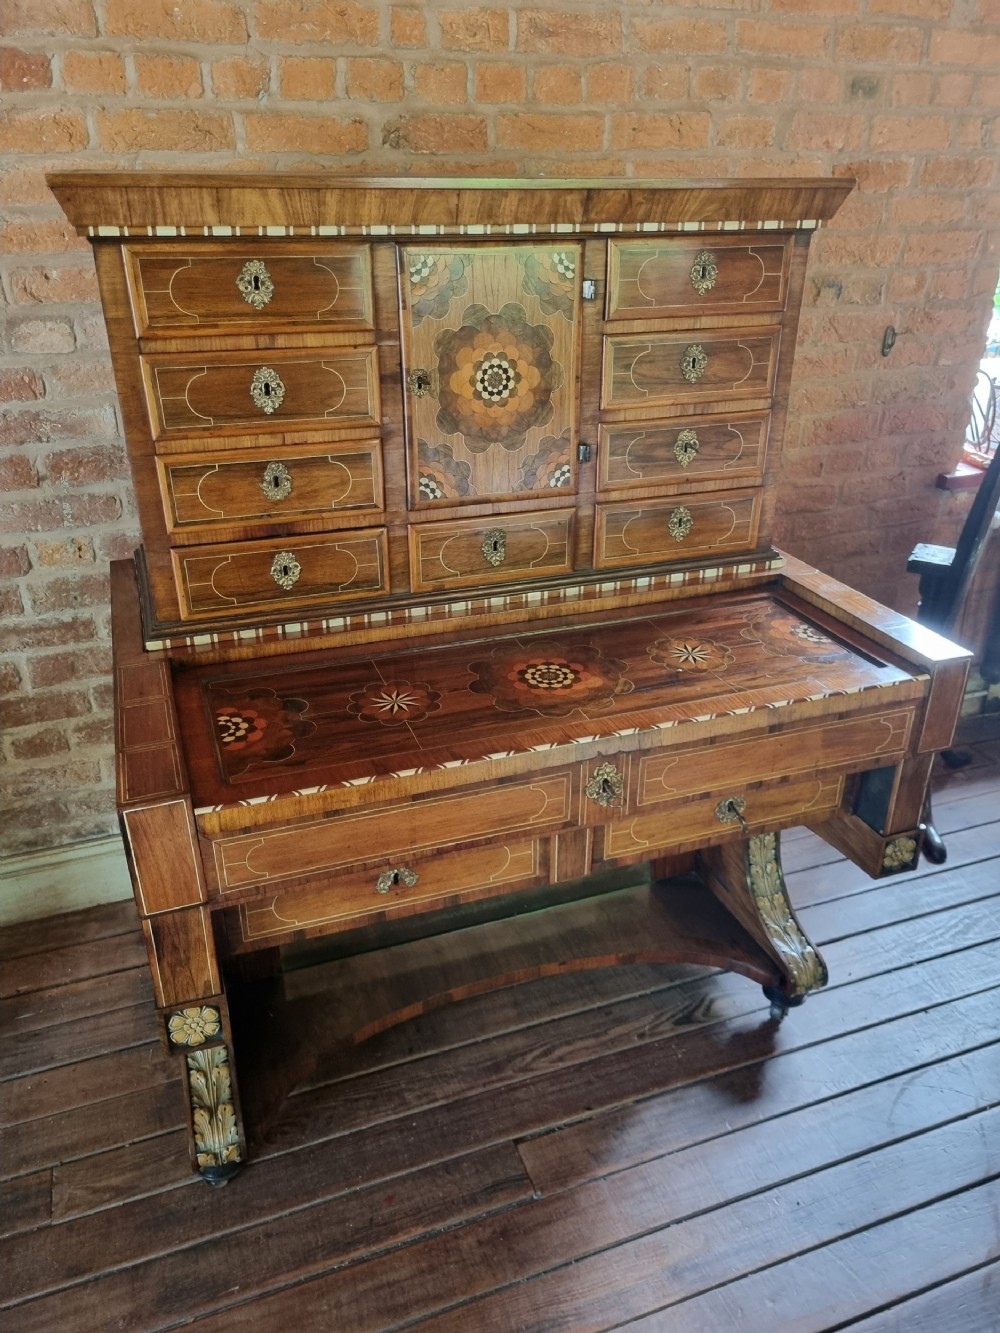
[173,591,924,812]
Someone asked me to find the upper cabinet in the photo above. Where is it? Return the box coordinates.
[48,174,852,639]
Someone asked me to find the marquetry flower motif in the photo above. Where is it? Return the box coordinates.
[518,431,574,492]
[348,681,442,726]
[212,690,315,772]
[407,251,469,325]
[168,1006,221,1048]
[469,640,632,717]
[789,622,834,647]
[417,439,474,502]
[520,249,578,320]
[434,302,562,452]
[649,635,734,674]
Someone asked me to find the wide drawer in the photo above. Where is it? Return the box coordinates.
[637,709,915,809]
[597,775,844,864]
[594,490,761,568]
[207,770,575,894]
[602,328,779,412]
[158,439,383,532]
[172,527,389,618]
[597,412,769,491]
[409,509,574,592]
[606,237,790,320]
[232,837,546,943]
[142,345,380,441]
[125,242,373,336]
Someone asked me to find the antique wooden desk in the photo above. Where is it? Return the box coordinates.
[50,174,971,1182]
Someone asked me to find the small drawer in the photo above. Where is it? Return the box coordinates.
[125,242,373,336]
[172,528,388,619]
[606,237,790,321]
[594,490,761,568]
[409,509,574,593]
[158,440,383,533]
[602,329,779,413]
[598,776,844,865]
[233,837,547,944]
[597,412,769,492]
[208,771,575,894]
[142,345,380,441]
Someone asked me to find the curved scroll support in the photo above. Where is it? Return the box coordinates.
[698,831,827,1009]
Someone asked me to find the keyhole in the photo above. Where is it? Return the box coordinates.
[280,562,291,579]
[252,274,261,291]
[599,778,614,797]
[262,382,271,397]
[490,538,500,555]
[694,262,707,282]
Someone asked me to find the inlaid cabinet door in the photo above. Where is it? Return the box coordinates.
[398,244,582,507]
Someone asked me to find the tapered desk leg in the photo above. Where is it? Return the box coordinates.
[698,831,828,1019]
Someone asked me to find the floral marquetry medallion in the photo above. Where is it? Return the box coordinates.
[649,636,735,674]
[468,640,633,717]
[347,681,442,726]
[211,689,315,776]
[400,245,580,505]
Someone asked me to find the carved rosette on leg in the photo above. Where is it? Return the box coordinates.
[167,1004,243,1183]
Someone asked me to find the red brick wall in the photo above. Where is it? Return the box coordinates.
[2,0,999,856]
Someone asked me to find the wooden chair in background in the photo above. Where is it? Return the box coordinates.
[907,405,1000,862]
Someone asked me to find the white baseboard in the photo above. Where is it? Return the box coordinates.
[0,836,133,926]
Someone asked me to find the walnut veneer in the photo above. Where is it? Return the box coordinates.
[50,173,971,1182]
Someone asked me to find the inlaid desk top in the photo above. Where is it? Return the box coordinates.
[174,590,925,815]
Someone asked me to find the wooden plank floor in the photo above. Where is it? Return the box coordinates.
[2,741,1000,1331]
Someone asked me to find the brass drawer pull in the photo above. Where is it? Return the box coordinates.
[269,550,301,591]
[482,528,506,567]
[674,429,699,468]
[260,461,293,502]
[715,796,750,835]
[250,366,285,415]
[586,762,624,809]
[376,866,419,894]
[667,506,693,542]
[236,259,275,310]
[689,250,718,296]
[680,343,708,383]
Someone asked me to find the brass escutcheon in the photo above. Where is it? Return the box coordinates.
[585,762,624,809]
[482,528,506,567]
[260,461,293,502]
[680,344,708,384]
[689,250,718,296]
[407,368,433,398]
[715,795,749,834]
[376,866,419,895]
[674,429,700,469]
[250,366,285,415]
[667,506,693,542]
[236,259,274,310]
[269,550,301,591]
